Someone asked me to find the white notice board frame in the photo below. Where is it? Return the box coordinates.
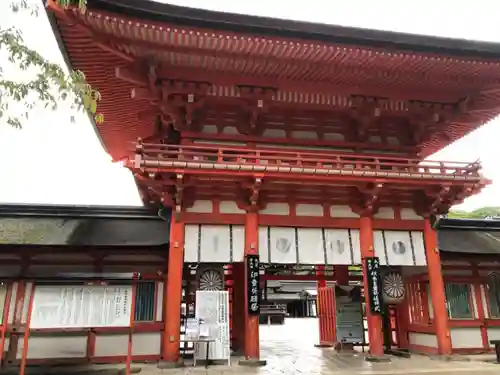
[19,278,139,375]
[194,291,230,365]
[30,285,133,329]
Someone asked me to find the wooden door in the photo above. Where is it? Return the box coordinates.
[317,286,336,346]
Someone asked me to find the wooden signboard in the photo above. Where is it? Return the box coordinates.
[246,254,260,315]
[365,257,383,314]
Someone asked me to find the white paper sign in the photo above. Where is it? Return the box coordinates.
[199,324,210,338]
[185,318,200,340]
[195,291,230,362]
[30,285,132,329]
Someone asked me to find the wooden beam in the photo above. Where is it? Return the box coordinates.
[91,33,494,99]
[155,66,459,103]
[115,66,147,87]
[180,131,418,154]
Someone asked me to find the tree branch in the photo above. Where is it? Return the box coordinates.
[1,0,100,128]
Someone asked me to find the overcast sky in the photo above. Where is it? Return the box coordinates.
[0,0,499,210]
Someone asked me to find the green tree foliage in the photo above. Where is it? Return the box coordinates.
[0,0,101,128]
[448,207,500,219]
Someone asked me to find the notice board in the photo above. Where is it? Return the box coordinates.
[195,291,230,362]
[30,285,132,329]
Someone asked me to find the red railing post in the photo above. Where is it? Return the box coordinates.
[132,142,483,181]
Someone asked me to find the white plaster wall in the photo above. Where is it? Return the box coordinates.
[221,126,239,135]
[201,125,217,134]
[94,332,161,357]
[259,203,290,215]
[219,201,244,214]
[387,137,400,146]
[330,205,359,218]
[450,328,483,348]
[373,207,394,219]
[409,332,437,347]
[323,133,344,141]
[488,328,500,347]
[295,204,323,217]
[400,208,423,220]
[186,200,213,213]
[17,335,87,359]
[262,129,286,138]
[290,131,318,140]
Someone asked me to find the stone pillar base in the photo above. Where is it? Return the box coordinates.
[314,343,334,348]
[157,360,183,369]
[238,359,267,367]
[334,342,354,352]
[365,355,391,363]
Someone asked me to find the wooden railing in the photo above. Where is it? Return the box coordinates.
[132,142,482,182]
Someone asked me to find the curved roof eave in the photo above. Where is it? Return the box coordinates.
[90,0,500,60]
[44,4,108,153]
[434,217,500,231]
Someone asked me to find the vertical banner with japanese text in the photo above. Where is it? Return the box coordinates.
[246,254,260,315]
[365,256,383,315]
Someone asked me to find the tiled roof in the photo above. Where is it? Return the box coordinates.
[439,229,500,254]
[0,204,170,246]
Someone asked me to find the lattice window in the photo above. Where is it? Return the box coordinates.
[445,283,473,319]
[0,283,7,324]
[134,282,156,322]
[487,273,500,318]
[407,281,428,323]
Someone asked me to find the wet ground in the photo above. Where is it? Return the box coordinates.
[15,318,500,375]
[146,318,500,375]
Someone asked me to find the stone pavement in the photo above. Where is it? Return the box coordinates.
[20,318,497,375]
[140,318,500,375]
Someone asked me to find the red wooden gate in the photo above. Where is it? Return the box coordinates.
[317,286,336,346]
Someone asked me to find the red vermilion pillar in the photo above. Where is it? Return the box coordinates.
[162,215,185,364]
[240,210,265,365]
[423,217,452,355]
[360,216,384,357]
[316,266,326,288]
[335,265,349,285]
